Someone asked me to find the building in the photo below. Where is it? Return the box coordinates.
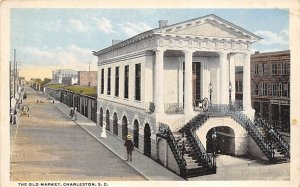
[94,15,289,177]
[52,69,78,85]
[78,71,97,87]
[251,50,290,132]
[61,75,78,85]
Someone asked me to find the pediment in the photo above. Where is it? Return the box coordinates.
[171,22,250,39]
[155,15,260,41]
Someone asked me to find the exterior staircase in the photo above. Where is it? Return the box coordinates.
[157,104,290,178]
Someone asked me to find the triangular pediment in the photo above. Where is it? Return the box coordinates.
[155,15,261,41]
[170,22,249,39]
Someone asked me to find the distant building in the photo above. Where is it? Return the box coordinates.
[251,50,290,132]
[52,69,78,85]
[61,75,78,86]
[19,77,25,86]
[78,71,97,87]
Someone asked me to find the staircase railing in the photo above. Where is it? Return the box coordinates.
[157,123,187,176]
[206,104,274,160]
[185,129,216,171]
[254,117,290,158]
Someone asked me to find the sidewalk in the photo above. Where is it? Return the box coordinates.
[45,94,184,181]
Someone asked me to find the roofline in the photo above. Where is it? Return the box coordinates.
[251,50,290,56]
[94,14,262,56]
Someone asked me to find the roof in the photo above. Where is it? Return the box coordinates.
[94,14,262,56]
[251,50,290,57]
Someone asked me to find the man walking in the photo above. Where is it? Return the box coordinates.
[124,134,134,161]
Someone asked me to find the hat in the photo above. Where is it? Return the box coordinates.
[127,134,132,139]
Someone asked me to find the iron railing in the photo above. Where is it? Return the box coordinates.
[164,103,184,114]
[254,117,290,158]
[157,123,187,176]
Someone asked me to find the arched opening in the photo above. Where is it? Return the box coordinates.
[144,123,151,157]
[105,110,110,131]
[122,116,128,140]
[133,120,139,148]
[113,113,118,135]
[206,126,235,155]
[99,108,103,127]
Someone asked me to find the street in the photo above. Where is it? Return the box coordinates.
[10,86,145,181]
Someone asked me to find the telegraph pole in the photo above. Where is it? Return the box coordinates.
[13,49,16,98]
[9,60,11,109]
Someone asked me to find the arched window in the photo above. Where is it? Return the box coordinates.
[106,110,110,131]
[113,113,118,135]
[122,116,128,140]
[133,120,139,148]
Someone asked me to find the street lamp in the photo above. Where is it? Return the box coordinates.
[229,81,232,105]
[209,82,213,105]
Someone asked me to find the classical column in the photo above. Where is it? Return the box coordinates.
[219,52,228,104]
[243,53,252,112]
[184,50,193,114]
[229,54,236,102]
[154,49,164,114]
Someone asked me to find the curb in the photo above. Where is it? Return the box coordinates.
[49,96,150,181]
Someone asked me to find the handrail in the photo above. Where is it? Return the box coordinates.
[254,117,290,158]
[157,123,187,175]
[188,130,216,169]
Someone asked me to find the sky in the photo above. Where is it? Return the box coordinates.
[10,9,289,80]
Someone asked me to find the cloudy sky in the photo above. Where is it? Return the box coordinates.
[11,9,289,80]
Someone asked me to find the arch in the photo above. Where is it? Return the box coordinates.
[113,113,118,135]
[196,117,247,156]
[133,119,139,148]
[105,110,110,131]
[99,108,103,127]
[157,138,166,165]
[122,116,128,140]
[144,123,151,157]
[206,126,235,155]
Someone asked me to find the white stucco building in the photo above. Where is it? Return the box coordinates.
[52,69,78,85]
[93,15,289,177]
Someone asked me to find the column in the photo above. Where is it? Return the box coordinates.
[154,49,164,114]
[243,53,252,112]
[219,52,228,104]
[229,54,236,102]
[184,50,193,114]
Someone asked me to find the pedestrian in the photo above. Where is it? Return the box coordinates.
[124,134,134,161]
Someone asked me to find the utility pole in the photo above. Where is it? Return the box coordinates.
[13,49,16,98]
[9,60,11,109]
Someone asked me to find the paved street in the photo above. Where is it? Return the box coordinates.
[10,86,145,181]
[10,86,289,181]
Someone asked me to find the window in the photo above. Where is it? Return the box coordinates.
[262,63,268,75]
[281,63,287,75]
[262,83,268,96]
[239,81,243,92]
[124,65,129,99]
[272,63,277,75]
[254,83,259,96]
[283,83,290,97]
[101,69,104,94]
[272,83,277,96]
[115,67,119,97]
[135,63,141,101]
[254,64,259,75]
[107,68,111,95]
[278,83,283,97]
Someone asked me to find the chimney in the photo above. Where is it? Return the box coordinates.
[159,20,168,28]
[112,40,122,46]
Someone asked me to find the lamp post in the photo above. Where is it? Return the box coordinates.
[209,82,213,105]
[229,81,232,105]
